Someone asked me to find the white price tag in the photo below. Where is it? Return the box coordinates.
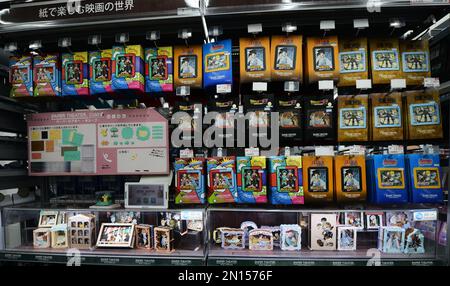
[245,147,260,157]
[424,77,440,88]
[180,148,194,158]
[284,81,299,92]
[319,80,334,90]
[176,86,190,96]
[390,79,406,90]
[315,146,334,156]
[217,148,223,157]
[216,84,232,94]
[253,82,268,92]
[388,145,404,154]
[248,23,263,34]
[181,211,203,221]
[320,20,335,30]
[348,145,366,155]
[353,18,369,29]
[284,147,291,156]
[413,211,437,221]
[356,79,372,89]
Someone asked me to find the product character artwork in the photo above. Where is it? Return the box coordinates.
[268,156,304,205]
[310,214,336,250]
[236,156,267,203]
[10,55,33,97]
[174,157,206,204]
[337,227,357,251]
[280,224,302,251]
[207,157,237,204]
[248,229,274,251]
[221,229,245,250]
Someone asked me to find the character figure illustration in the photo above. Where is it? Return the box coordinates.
[411,104,439,125]
[314,47,334,71]
[380,170,404,187]
[150,57,167,79]
[375,106,401,127]
[179,56,196,78]
[280,112,298,128]
[374,51,398,70]
[246,48,265,71]
[316,217,334,247]
[275,46,295,70]
[309,169,327,192]
[415,169,439,187]
[342,168,361,192]
[341,109,365,128]
[309,111,331,128]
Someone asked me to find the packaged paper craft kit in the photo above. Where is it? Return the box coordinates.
[174,157,206,204]
[89,49,113,95]
[338,94,369,142]
[174,45,203,89]
[268,156,304,205]
[400,40,431,86]
[370,92,404,141]
[370,38,402,85]
[334,155,367,203]
[239,37,271,83]
[302,156,334,203]
[111,45,145,93]
[145,46,174,93]
[338,37,368,86]
[62,51,89,96]
[271,35,303,82]
[203,39,233,89]
[207,157,237,204]
[306,36,339,83]
[10,55,33,97]
[33,53,61,97]
[236,156,267,204]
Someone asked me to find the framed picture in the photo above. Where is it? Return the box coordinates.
[149,55,168,80]
[365,213,383,229]
[339,107,366,129]
[308,167,329,192]
[372,50,399,71]
[115,53,135,78]
[241,167,263,193]
[382,227,405,253]
[276,166,299,193]
[404,228,425,254]
[154,226,174,252]
[38,211,59,228]
[107,211,141,224]
[409,102,440,126]
[135,224,152,249]
[310,213,336,250]
[209,169,235,190]
[386,211,411,229]
[96,223,135,248]
[65,60,83,84]
[280,111,300,128]
[92,58,111,82]
[337,227,357,250]
[308,110,332,128]
[51,224,69,248]
[205,51,230,72]
[402,51,429,73]
[177,169,202,193]
[245,47,266,72]
[248,229,273,251]
[280,224,301,251]
[11,66,30,84]
[413,167,441,189]
[313,46,334,71]
[35,64,55,83]
[178,55,197,78]
[341,166,362,192]
[339,51,366,73]
[240,221,258,244]
[344,212,364,229]
[125,182,168,209]
[33,228,51,248]
[260,226,281,247]
[213,227,237,244]
[221,229,245,250]
[374,105,401,128]
[377,168,405,189]
[274,45,296,71]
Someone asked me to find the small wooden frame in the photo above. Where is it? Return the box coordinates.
[68,214,96,249]
[51,224,69,248]
[135,224,152,249]
[96,223,135,248]
[154,226,174,252]
[248,229,273,251]
[33,228,51,248]
[38,211,58,228]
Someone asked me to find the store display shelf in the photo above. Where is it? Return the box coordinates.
[207,247,442,266]
[0,246,205,266]
[0,169,27,178]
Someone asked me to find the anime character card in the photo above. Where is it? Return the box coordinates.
[62,52,89,96]
[339,107,366,129]
[306,36,339,83]
[145,46,173,93]
[337,94,369,142]
[10,55,33,97]
[236,156,267,204]
[409,102,440,126]
[33,53,61,97]
[400,40,431,85]
[239,37,271,82]
[335,155,367,202]
[338,38,368,86]
[174,157,205,204]
[303,156,334,203]
[271,35,303,81]
[407,153,442,203]
[89,49,112,95]
[268,156,304,205]
[203,39,232,89]
[308,167,329,192]
[339,51,366,73]
[370,38,402,84]
[313,46,335,72]
[381,227,405,254]
[372,51,399,71]
[337,227,357,251]
[403,52,429,73]
[112,45,144,92]
[374,106,401,128]
[174,45,202,89]
[406,90,443,140]
[371,92,404,141]
[207,157,237,204]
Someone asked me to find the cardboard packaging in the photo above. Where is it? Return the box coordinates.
[174,157,206,204]
[338,37,368,86]
[236,156,267,204]
[309,213,336,250]
[268,156,304,205]
[111,45,145,93]
[400,40,431,86]
[239,37,271,83]
[303,95,336,142]
[406,153,443,203]
[33,53,61,96]
[89,49,113,95]
[334,155,367,203]
[208,96,238,141]
[370,38,402,84]
[405,89,443,140]
[302,156,334,203]
[10,55,33,97]
[337,94,369,142]
[244,93,274,143]
[370,92,404,141]
[145,46,174,93]
[206,157,237,204]
[276,95,303,143]
[271,35,303,82]
[203,39,233,89]
[174,45,203,89]
[62,51,89,96]
[306,36,339,83]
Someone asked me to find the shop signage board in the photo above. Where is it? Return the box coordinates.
[27,108,169,176]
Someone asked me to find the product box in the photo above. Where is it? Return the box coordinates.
[33,53,61,96]
[406,153,442,203]
[236,156,267,204]
[302,156,334,203]
[174,157,206,204]
[303,95,335,142]
[239,37,271,83]
[337,94,369,142]
[89,49,113,95]
[10,55,33,97]
[309,213,336,250]
[208,96,238,141]
[378,226,405,253]
[174,45,203,89]
[400,40,431,85]
[276,95,302,143]
[367,154,408,204]
[172,101,201,145]
[338,37,368,86]
[271,35,303,82]
[145,46,173,93]
[206,157,237,204]
[62,52,89,96]
[370,38,402,85]
[244,93,274,143]
[370,92,404,141]
[306,36,339,83]
[111,45,145,93]
[268,156,304,205]
[405,89,443,140]
[334,155,367,203]
[203,39,233,89]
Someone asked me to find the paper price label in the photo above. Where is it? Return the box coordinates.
[388,145,404,154]
[356,79,372,89]
[181,211,203,220]
[253,82,268,92]
[245,147,260,157]
[348,145,366,155]
[424,77,440,88]
[284,81,300,92]
[315,146,334,156]
[248,23,263,34]
[180,149,194,158]
[176,86,190,96]
[216,84,232,94]
[319,80,334,90]
[390,79,406,90]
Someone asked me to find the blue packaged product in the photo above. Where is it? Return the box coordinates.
[406,153,442,203]
[202,39,233,89]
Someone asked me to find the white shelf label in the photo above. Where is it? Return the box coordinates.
[356,79,372,89]
[388,145,404,154]
[248,23,263,34]
[252,82,268,92]
[245,147,260,157]
[315,146,334,156]
[320,20,335,30]
[319,80,334,90]
[348,145,366,155]
[216,84,232,94]
[181,211,203,221]
[176,86,190,96]
[424,77,440,88]
[284,147,291,156]
[390,79,406,90]
[353,18,369,29]
[180,148,194,158]
[284,81,300,92]
[413,211,437,222]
